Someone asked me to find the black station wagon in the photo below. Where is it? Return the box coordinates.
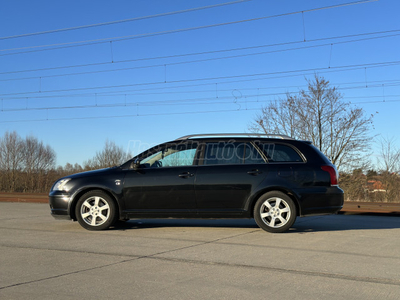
[49,133,344,233]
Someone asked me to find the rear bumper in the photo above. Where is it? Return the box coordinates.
[297,186,344,216]
[49,191,72,220]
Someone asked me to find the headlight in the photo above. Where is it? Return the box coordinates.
[52,178,72,191]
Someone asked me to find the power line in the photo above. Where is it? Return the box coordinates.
[2,28,398,75]
[0,26,400,61]
[2,90,399,113]
[1,92,281,112]
[1,66,399,108]
[2,79,399,112]
[0,108,256,123]
[1,32,399,82]
[0,60,398,97]
[1,99,398,124]
[3,78,399,101]
[3,27,398,66]
[0,0,251,41]
[0,0,377,54]
[2,78,398,101]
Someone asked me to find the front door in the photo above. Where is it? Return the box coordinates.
[122,141,199,216]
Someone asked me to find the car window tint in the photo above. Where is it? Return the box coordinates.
[204,142,245,165]
[244,143,266,164]
[258,143,303,162]
[141,143,198,167]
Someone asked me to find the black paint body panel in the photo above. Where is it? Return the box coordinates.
[49,138,344,222]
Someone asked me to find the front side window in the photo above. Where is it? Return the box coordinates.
[141,143,198,168]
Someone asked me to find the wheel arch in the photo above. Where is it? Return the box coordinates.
[248,187,301,218]
[69,187,120,221]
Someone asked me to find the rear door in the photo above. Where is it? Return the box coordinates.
[194,141,268,215]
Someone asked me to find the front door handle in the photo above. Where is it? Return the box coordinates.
[178,172,194,178]
[247,169,262,176]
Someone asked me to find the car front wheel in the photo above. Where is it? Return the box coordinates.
[75,190,117,230]
[254,191,297,233]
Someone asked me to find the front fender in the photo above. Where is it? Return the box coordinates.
[68,182,123,220]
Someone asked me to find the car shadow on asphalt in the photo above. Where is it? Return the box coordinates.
[289,214,400,233]
[110,214,400,232]
[110,218,259,230]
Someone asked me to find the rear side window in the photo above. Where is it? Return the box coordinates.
[257,143,303,162]
[203,142,267,165]
[204,142,244,165]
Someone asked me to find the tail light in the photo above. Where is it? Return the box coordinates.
[321,165,338,186]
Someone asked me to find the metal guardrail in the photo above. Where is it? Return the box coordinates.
[0,193,48,203]
[341,202,400,214]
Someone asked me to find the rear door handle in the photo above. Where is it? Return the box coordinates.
[247,169,262,176]
[178,172,194,178]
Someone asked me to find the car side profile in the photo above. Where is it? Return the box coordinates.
[49,133,344,233]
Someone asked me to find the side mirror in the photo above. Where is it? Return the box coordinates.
[132,158,141,170]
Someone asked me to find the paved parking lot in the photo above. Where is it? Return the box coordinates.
[0,202,399,300]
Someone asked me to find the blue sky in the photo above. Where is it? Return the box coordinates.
[0,0,399,167]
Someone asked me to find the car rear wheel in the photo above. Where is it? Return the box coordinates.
[254,191,297,233]
[75,190,117,230]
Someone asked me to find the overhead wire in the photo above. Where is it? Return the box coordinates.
[2,78,400,102]
[2,78,399,101]
[2,81,399,112]
[1,60,399,97]
[0,0,378,54]
[2,91,400,112]
[0,0,396,125]
[1,98,398,124]
[1,32,399,82]
[0,0,251,41]
[2,28,399,74]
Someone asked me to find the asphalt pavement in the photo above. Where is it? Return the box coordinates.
[0,202,399,300]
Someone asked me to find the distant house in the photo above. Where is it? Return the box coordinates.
[366,180,386,193]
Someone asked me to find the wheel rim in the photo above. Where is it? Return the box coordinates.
[259,197,291,228]
[80,196,110,226]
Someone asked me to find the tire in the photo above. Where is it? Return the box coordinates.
[75,190,118,230]
[253,191,297,233]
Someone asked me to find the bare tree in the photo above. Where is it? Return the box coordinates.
[376,136,400,202]
[377,136,400,173]
[0,131,24,191]
[339,169,368,201]
[62,162,83,175]
[84,140,131,169]
[0,132,56,192]
[250,75,373,169]
[22,135,56,192]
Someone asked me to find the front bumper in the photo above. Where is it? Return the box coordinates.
[49,191,72,220]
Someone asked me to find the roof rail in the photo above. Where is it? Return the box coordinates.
[176,133,293,140]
